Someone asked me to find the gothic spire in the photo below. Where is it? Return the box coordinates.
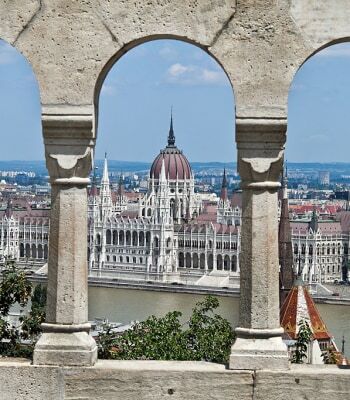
[167,108,175,147]
[279,162,295,304]
[220,168,228,201]
[102,152,110,185]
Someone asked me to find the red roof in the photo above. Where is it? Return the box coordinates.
[150,146,191,180]
[280,285,331,341]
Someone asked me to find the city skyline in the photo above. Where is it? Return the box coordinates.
[1,40,350,162]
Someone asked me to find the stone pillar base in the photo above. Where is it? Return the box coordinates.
[33,323,97,366]
[229,327,289,370]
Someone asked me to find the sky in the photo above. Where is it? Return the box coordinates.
[0,39,350,163]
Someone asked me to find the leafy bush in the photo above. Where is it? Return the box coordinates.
[98,295,235,364]
[291,319,312,364]
[0,260,46,358]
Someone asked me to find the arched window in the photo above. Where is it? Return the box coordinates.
[154,237,159,248]
[119,231,124,245]
[132,231,138,246]
[193,253,199,268]
[309,245,313,255]
[106,229,111,245]
[20,243,24,258]
[25,243,30,258]
[217,254,223,270]
[294,244,298,254]
[31,244,37,259]
[224,255,230,270]
[208,254,213,270]
[179,252,184,268]
[185,253,191,268]
[44,244,48,259]
[146,231,151,246]
[38,244,43,259]
[126,231,131,245]
[200,254,205,269]
[139,231,145,246]
[113,230,118,245]
[231,255,237,272]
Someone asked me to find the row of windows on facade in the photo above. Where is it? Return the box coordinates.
[89,230,237,250]
[101,253,238,271]
[19,243,48,259]
[0,231,48,240]
[294,243,349,255]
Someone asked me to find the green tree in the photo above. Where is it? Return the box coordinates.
[21,284,46,340]
[0,260,32,356]
[98,295,235,364]
[291,319,312,364]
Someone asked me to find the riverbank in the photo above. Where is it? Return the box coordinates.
[29,275,350,305]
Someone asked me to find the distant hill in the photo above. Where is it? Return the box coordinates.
[1,160,350,176]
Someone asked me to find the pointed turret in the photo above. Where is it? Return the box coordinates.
[167,108,175,147]
[310,207,318,233]
[102,152,110,186]
[160,158,167,183]
[220,168,228,202]
[117,174,125,197]
[279,164,295,304]
[5,198,13,218]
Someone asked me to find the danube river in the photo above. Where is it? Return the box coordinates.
[88,286,350,358]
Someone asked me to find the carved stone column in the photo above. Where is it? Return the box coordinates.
[33,107,97,366]
[229,118,289,370]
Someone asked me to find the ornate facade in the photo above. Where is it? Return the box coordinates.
[87,118,240,284]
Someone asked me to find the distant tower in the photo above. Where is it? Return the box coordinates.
[278,165,295,305]
[220,168,228,202]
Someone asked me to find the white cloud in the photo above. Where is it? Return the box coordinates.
[165,63,227,86]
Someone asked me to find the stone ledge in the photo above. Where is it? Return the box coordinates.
[0,359,349,400]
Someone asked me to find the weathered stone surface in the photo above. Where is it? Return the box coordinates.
[255,365,350,400]
[1,361,350,400]
[230,118,289,369]
[0,360,63,400]
[0,0,348,115]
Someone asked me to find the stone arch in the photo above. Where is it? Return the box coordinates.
[154,236,159,248]
[94,36,234,117]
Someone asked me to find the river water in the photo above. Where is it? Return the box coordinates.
[88,286,350,358]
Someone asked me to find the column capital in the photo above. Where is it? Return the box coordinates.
[42,108,95,185]
[236,117,286,190]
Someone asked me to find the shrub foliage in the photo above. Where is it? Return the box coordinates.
[98,295,235,364]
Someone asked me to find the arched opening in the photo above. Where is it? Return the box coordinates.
[38,244,43,259]
[113,230,118,245]
[126,231,131,246]
[25,243,30,258]
[106,229,112,245]
[179,252,184,268]
[139,231,145,246]
[217,254,223,270]
[119,231,124,245]
[31,244,37,259]
[185,253,191,269]
[132,231,138,246]
[44,244,48,259]
[193,253,199,269]
[200,253,205,269]
[20,243,24,258]
[231,255,237,272]
[208,254,213,270]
